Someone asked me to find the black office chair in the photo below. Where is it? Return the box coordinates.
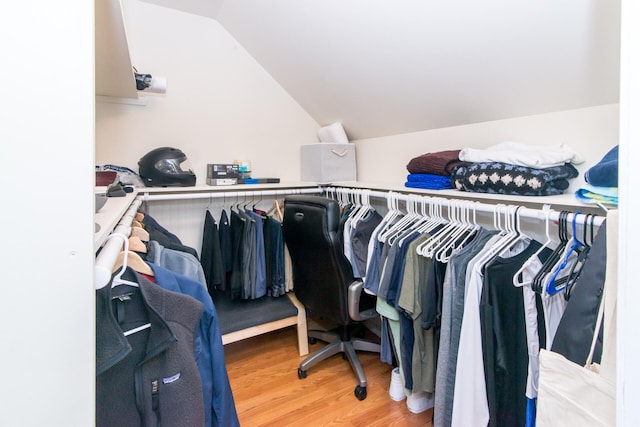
[282,195,381,400]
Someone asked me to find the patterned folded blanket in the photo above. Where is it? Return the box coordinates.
[405,173,454,190]
[452,162,579,196]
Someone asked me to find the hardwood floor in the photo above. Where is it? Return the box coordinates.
[224,326,434,426]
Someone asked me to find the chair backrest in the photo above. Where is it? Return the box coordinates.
[282,195,355,325]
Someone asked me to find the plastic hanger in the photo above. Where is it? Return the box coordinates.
[435,200,477,262]
[350,190,374,228]
[378,194,414,243]
[415,199,449,257]
[384,195,421,245]
[420,200,481,258]
[545,212,584,296]
[532,211,571,294]
[449,201,481,253]
[370,192,399,244]
[471,205,520,275]
[107,233,152,337]
[108,233,140,288]
[392,195,429,247]
[398,196,432,247]
[562,214,595,299]
[376,192,403,241]
[434,200,473,261]
[420,202,460,258]
[496,205,531,258]
[415,197,446,235]
[513,205,555,288]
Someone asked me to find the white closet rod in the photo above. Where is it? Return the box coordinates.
[328,187,606,226]
[95,199,142,289]
[137,187,323,202]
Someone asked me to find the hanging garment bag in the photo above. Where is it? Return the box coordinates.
[536,212,616,427]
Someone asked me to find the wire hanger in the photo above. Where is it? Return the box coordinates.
[252,191,263,211]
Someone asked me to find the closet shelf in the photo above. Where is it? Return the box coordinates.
[332,181,607,215]
[139,182,321,195]
[94,189,139,251]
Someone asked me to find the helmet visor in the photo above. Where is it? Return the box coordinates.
[154,157,194,175]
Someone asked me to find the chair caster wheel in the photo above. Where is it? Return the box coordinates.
[354,385,367,400]
[298,368,307,379]
[308,337,317,345]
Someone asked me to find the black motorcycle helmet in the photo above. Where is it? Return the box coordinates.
[138,147,196,187]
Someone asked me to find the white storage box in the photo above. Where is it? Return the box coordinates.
[300,144,357,183]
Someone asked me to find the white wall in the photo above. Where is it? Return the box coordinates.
[617,0,640,424]
[1,2,95,426]
[354,104,619,192]
[95,0,319,184]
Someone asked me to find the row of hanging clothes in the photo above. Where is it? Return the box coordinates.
[199,192,294,301]
[328,188,606,427]
[95,210,240,427]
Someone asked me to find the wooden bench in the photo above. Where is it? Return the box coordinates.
[214,292,309,356]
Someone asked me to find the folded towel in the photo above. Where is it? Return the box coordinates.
[452,162,579,196]
[584,145,618,187]
[575,184,618,206]
[406,150,466,175]
[459,142,584,169]
[405,174,453,190]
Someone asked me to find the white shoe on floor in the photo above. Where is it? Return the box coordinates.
[406,391,434,414]
[388,367,406,402]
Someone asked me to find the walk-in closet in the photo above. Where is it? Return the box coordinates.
[4,0,640,426]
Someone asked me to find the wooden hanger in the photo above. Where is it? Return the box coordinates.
[266,199,279,216]
[135,212,144,222]
[131,226,150,242]
[266,199,284,221]
[128,236,147,253]
[113,250,154,277]
[132,220,143,228]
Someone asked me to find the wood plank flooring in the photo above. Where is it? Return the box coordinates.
[224,326,434,426]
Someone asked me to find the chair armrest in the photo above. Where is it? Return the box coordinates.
[348,280,378,322]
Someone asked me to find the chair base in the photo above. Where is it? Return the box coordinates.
[298,328,381,389]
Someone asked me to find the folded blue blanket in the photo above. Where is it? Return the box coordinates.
[585,145,618,187]
[405,173,453,190]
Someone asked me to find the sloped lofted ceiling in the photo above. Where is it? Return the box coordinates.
[141,0,620,140]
